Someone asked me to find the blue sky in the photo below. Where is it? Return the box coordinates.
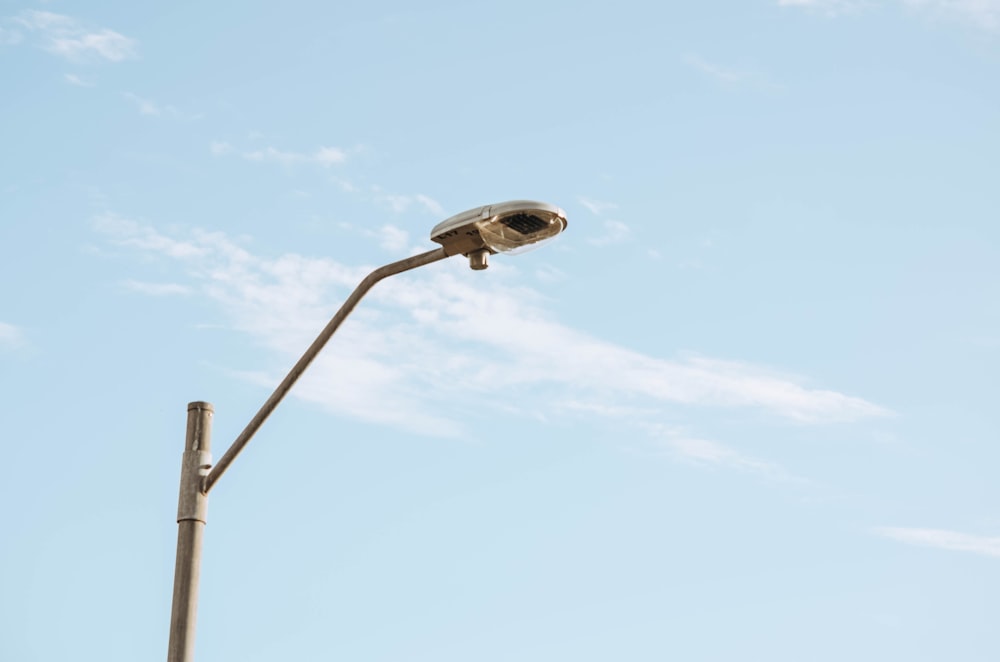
[1,1,998,660]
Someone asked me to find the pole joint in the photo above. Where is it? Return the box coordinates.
[176,402,213,524]
[177,450,212,523]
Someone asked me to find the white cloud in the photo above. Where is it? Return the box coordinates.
[636,422,805,481]
[345,216,443,255]
[0,322,23,349]
[8,10,136,61]
[123,95,199,120]
[211,141,347,168]
[414,194,445,216]
[314,146,347,166]
[663,436,787,477]
[900,0,1000,30]
[669,436,756,464]
[94,217,890,440]
[683,54,782,89]
[372,190,445,216]
[244,147,308,166]
[588,220,631,246]
[558,400,661,420]
[535,264,567,283]
[64,73,92,87]
[779,0,1000,30]
[373,225,410,253]
[379,193,411,213]
[50,28,135,61]
[331,176,358,193]
[0,25,23,45]
[683,54,746,84]
[93,213,207,259]
[875,527,1000,557]
[776,0,867,13]
[123,280,192,296]
[124,92,164,116]
[210,142,438,218]
[579,197,618,216]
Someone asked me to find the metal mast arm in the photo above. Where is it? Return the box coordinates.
[202,247,448,493]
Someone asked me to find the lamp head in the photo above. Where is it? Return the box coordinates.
[430,200,567,270]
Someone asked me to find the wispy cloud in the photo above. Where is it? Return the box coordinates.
[123,93,200,120]
[122,92,170,116]
[588,220,631,246]
[122,280,192,296]
[683,54,781,89]
[875,527,1000,558]
[535,264,567,283]
[209,141,231,156]
[776,0,868,14]
[900,0,1000,31]
[371,190,445,216]
[779,0,1000,31]
[211,140,440,219]
[579,197,618,216]
[64,73,92,87]
[328,181,445,218]
[94,216,889,440]
[210,141,347,168]
[312,147,347,166]
[6,10,136,61]
[123,92,164,116]
[683,54,747,84]
[1,25,23,45]
[93,213,207,259]
[656,433,799,480]
[0,322,24,349]
[330,176,359,193]
[372,225,410,253]
[561,405,783,475]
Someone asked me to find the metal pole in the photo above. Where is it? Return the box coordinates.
[167,401,214,662]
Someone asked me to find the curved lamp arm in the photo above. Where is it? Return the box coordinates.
[202,246,448,493]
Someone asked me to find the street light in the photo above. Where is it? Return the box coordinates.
[431,199,568,270]
[167,200,567,662]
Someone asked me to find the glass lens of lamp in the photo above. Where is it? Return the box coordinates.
[475,214,566,254]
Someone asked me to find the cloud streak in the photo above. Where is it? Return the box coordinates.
[209,141,444,223]
[211,141,347,167]
[682,53,782,90]
[372,191,445,216]
[64,73,92,87]
[0,322,23,349]
[779,0,1000,31]
[902,0,1000,31]
[588,220,631,246]
[94,217,889,441]
[579,197,618,216]
[371,225,410,253]
[777,0,865,12]
[123,280,192,296]
[876,527,1000,558]
[123,93,174,117]
[6,10,137,61]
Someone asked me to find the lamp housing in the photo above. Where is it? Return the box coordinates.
[430,200,567,267]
